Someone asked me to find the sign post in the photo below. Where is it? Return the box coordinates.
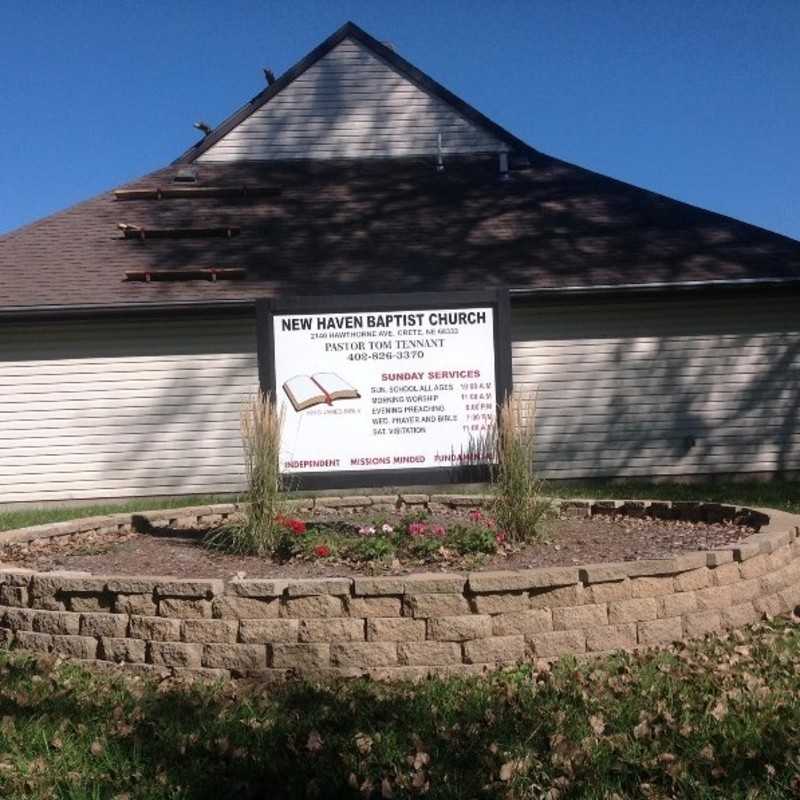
[256,290,511,489]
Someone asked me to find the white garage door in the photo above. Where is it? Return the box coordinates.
[512,293,800,479]
[0,314,258,503]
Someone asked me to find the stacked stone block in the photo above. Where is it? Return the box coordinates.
[0,500,798,681]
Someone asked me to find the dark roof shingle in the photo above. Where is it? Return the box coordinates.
[2,153,799,312]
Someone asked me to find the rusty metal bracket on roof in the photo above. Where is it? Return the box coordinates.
[113,186,281,201]
[117,224,240,240]
[117,223,145,240]
[124,268,246,282]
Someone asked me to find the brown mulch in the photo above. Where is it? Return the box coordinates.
[0,510,755,583]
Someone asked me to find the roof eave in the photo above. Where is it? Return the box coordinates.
[0,299,257,322]
[2,277,798,322]
[510,276,800,301]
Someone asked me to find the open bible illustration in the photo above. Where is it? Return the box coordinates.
[282,372,361,412]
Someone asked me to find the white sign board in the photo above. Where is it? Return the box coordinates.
[272,306,497,473]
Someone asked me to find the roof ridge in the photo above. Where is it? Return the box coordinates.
[173,20,536,165]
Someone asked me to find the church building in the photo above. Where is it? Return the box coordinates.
[1,22,798,503]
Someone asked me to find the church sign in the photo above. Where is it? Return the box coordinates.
[256,290,512,489]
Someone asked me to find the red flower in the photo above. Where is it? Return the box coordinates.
[495,531,507,543]
[276,514,306,535]
[468,509,484,522]
[314,545,331,558]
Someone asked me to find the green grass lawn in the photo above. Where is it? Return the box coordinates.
[0,495,232,533]
[0,619,799,799]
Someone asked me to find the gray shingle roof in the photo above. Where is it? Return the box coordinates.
[2,153,799,313]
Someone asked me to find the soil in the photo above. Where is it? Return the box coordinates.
[0,509,756,583]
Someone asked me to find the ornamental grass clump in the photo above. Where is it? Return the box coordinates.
[488,390,549,542]
[205,391,287,556]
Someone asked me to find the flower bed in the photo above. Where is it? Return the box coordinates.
[265,507,506,567]
[1,497,761,578]
[0,496,798,682]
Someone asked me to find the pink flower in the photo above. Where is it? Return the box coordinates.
[468,509,484,523]
[358,525,376,537]
[431,525,446,538]
[495,531,507,543]
[408,522,427,537]
[381,524,394,534]
[313,545,331,558]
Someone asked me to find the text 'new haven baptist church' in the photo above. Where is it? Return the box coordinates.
[280,310,488,331]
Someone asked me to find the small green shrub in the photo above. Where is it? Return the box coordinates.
[406,535,444,559]
[346,536,395,562]
[446,522,497,555]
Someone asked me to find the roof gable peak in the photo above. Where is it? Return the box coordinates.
[175,21,534,164]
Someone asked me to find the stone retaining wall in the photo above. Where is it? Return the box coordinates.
[1,498,799,682]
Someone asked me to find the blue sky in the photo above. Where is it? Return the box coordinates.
[1,0,798,239]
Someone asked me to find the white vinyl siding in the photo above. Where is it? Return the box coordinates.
[198,37,504,162]
[2,296,797,504]
[512,295,800,478]
[0,316,257,503]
